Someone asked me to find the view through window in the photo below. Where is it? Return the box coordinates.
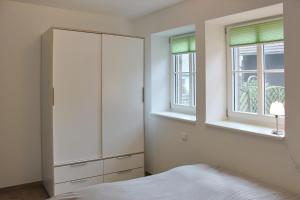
[173,53,196,106]
[232,42,284,115]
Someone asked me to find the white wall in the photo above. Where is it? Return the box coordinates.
[284,0,300,165]
[0,0,132,188]
[133,0,300,194]
[150,35,170,113]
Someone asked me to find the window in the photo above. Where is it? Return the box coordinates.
[227,18,285,123]
[170,34,196,114]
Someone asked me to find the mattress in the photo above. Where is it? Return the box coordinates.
[48,164,300,200]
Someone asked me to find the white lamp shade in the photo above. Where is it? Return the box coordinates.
[270,101,285,116]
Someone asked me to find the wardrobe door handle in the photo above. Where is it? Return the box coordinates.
[69,162,88,167]
[117,169,133,174]
[116,155,131,160]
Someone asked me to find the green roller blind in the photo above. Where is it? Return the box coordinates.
[171,35,195,54]
[229,19,284,46]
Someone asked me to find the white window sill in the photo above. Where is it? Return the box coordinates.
[151,111,196,123]
[205,120,285,140]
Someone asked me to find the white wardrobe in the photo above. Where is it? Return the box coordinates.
[41,28,144,196]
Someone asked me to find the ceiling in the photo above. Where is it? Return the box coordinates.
[11,0,186,19]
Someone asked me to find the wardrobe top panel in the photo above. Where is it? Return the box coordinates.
[46,27,144,40]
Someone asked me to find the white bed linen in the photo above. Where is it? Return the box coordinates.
[48,164,299,200]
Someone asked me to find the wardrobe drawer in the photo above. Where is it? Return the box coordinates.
[54,176,103,195]
[54,160,103,183]
[104,167,144,183]
[104,153,144,174]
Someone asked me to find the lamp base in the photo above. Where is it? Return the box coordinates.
[272,130,284,136]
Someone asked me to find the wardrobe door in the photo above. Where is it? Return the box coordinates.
[53,30,101,164]
[102,34,144,158]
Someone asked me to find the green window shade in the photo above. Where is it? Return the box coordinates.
[171,35,195,54]
[229,19,284,46]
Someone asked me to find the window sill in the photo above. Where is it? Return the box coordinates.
[205,120,285,140]
[151,111,196,123]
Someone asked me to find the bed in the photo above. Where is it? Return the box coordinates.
[48,164,300,200]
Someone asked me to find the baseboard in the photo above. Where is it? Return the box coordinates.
[0,181,43,193]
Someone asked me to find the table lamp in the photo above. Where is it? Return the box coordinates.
[270,101,285,135]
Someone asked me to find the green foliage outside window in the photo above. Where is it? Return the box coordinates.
[238,75,285,114]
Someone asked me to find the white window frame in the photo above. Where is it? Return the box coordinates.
[226,18,284,128]
[170,40,196,115]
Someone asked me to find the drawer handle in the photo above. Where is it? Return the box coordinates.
[70,179,88,184]
[116,155,132,160]
[117,169,133,174]
[69,162,88,167]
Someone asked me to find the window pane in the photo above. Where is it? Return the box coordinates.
[191,53,196,106]
[177,72,190,106]
[173,53,196,108]
[174,73,179,104]
[192,72,196,106]
[173,54,191,106]
[233,72,258,113]
[264,42,284,70]
[180,53,190,72]
[232,45,257,71]
[264,72,285,115]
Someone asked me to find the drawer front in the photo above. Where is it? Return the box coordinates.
[104,153,144,174]
[54,176,103,195]
[54,160,103,183]
[103,167,144,183]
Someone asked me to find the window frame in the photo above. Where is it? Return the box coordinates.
[226,18,284,128]
[170,46,196,115]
